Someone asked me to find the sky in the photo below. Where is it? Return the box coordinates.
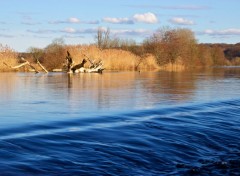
[0,0,240,52]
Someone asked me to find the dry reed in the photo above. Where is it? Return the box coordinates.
[0,44,161,72]
[158,56,186,72]
[0,44,18,72]
[65,45,159,71]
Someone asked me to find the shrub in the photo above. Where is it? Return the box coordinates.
[43,38,66,70]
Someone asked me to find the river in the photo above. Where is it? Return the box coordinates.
[0,67,239,175]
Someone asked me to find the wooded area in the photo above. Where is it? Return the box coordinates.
[92,27,240,69]
[0,27,240,72]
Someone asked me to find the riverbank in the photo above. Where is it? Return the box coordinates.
[0,45,161,72]
[1,43,238,73]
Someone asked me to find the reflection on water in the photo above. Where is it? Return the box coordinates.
[0,68,240,175]
[0,68,239,127]
[0,72,18,101]
[0,68,240,116]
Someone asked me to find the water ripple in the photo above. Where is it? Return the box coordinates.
[0,99,239,175]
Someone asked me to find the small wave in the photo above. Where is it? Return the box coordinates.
[0,98,240,140]
[0,98,239,175]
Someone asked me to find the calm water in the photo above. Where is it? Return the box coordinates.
[0,68,240,175]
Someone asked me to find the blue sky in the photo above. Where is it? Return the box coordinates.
[0,0,240,52]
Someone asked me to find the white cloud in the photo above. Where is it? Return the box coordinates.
[27,29,56,34]
[27,26,152,38]
[133,12,158,24]
[61,28,98,34]
[203,28,240,35]
[103,17,134,24]
[85,20,100,24]
[49,17,99,24]
[63,27,76,33]
[61,35,84,39]
[169,17,194,25]
[49,17,80,24]
[219,28,240,35]
[204,29,214,34]
[68,17,80,23]
[111,29,151,36]
[60,27,151,37]
[22,21,41,25]
[102,12,158,24]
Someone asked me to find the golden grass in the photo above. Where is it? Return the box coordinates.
[2,44,188,72]
[158,56,186,72]
[65,45,160,71]
[0,44,18,72]
[231,57,240,65]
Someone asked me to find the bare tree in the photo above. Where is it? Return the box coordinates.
[144,27,198,66]
[96,27,103,49]
[44,38,66,70]
[28,47,44,63]
[95,27,110,49]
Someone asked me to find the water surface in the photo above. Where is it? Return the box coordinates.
[0,68,240,175]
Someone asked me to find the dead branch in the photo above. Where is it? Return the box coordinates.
[37,59,48,73]
[71,59,87,73]
[4,61,29,69]
[66,51,104,73]
[83,53,94,66]
[2,57,50,74]
[65,51,73,73]
[83,53,103,70]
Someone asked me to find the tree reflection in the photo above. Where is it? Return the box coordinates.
[0,73,17,101]
[1,68,240,113]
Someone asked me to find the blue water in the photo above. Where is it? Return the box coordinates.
[0,68,240,175]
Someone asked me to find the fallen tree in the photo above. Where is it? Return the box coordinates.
[3,51,104,73]
[4,57,48,73]
[64,51,104,73]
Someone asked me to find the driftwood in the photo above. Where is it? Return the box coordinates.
[4,57,38,73]
[37,60,48,73]
[65,51,104,73]
[71,59,87,73]
[4,51,104,74]
[4,57,48,73]
[83,53,104,73]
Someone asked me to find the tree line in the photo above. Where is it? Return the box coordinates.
[20,27,240,69]
[1,27,240,72]
[95,27,236,68]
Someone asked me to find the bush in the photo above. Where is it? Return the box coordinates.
[144,27,198,67]
[43,38,66,70]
